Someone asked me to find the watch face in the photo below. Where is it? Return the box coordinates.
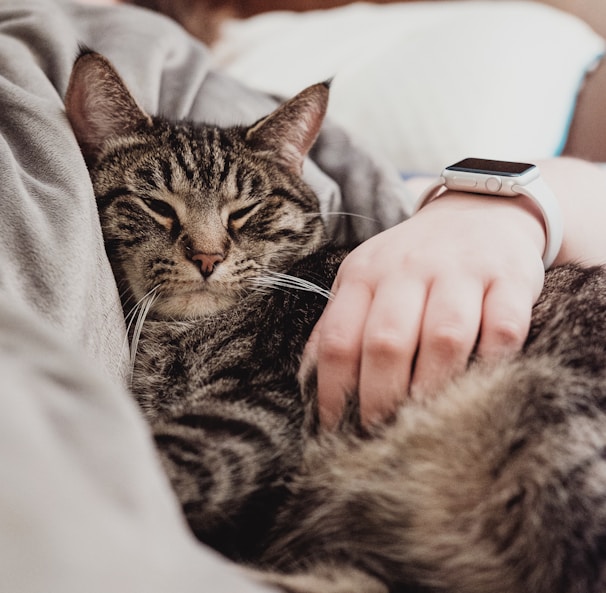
[447,158,536,177]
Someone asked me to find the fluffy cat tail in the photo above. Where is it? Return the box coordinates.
[262,357,606,593]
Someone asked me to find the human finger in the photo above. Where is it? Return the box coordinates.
[411,277,483,398]
[315,278,373,428]
[476,277,536,362]
[358,277,426,426]
[299,313,322,388]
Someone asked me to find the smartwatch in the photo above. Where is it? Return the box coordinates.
[414,158,563,269]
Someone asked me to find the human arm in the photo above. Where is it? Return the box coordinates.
[304,157,606,428]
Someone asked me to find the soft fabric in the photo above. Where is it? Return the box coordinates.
[212,1,605,173]
[0,1,411,591]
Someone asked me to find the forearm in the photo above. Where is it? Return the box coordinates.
[537,157,606,266]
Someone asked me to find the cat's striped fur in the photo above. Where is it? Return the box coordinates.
[66,50,606,592]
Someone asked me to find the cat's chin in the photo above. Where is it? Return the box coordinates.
[151,291,237,320]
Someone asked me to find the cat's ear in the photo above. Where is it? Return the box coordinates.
[65,49,152,165]
[245,82,329,175]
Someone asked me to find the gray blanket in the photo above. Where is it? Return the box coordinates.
[0,1,411,591]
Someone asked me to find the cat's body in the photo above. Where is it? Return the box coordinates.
[133,255,606,593]
[66,51,606,592]
[131,247,345,559]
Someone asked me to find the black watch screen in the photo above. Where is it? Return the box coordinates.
[447,158,536,177]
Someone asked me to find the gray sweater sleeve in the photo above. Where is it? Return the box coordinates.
[0,1,411,591]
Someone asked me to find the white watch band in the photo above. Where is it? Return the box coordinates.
[414,174,564,269]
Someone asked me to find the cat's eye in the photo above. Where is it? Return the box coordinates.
[228,202,260,229]
[143,198,177,219]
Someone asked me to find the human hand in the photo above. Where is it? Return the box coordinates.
[302,191,547,429]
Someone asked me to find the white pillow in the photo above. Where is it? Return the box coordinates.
[212,1,605,173]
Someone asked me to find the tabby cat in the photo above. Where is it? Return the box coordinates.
[65,50,606,593]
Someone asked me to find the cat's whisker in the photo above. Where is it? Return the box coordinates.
[118,284,133,305]
[251,272,334,301]
[128,287,160,385]
[123,286,158,329]
[121,286,160,381]
[120,305,142,371]
[304,211,380,224]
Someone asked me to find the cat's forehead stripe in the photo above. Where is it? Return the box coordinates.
[135,166,161,190]
[161,158,174,193]
[97,186,131,208]
[218,153,231,186]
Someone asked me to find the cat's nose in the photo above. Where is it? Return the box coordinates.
[191,252,224,279]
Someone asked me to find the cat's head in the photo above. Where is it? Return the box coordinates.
[65,49,328,319]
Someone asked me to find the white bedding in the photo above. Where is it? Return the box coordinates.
[212,1,605,173]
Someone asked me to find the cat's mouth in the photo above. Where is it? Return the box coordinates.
[150,285,240,319]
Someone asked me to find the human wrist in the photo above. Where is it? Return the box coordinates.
[415,190,547,259]
[413,160,563,268]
